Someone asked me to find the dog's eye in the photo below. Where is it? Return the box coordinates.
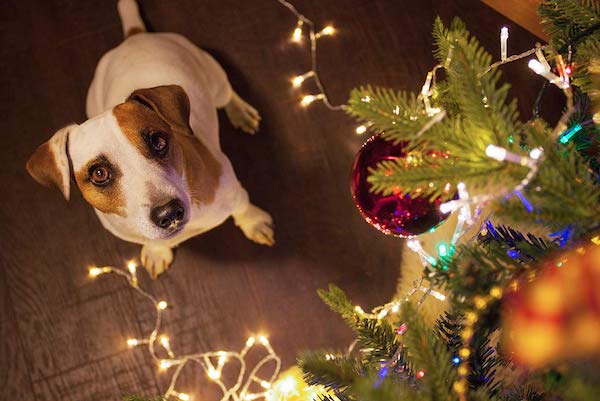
[149,131,169,156]
[89,165,111,186]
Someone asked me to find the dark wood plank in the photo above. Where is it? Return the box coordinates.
[0,0,563,400]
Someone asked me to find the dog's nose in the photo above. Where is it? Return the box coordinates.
[151,199,185,229]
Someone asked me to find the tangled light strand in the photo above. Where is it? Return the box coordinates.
[276,0,345,111]
[88,262,281,401]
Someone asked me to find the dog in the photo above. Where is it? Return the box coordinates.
[26,0,275,278]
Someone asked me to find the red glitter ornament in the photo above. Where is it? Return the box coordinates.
[350,133,453,237]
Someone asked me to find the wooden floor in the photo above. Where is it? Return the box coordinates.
[0,1,560,400]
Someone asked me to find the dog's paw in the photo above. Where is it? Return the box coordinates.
[233,204,275,246]
[225,92,261,135]
[140,243,174,279]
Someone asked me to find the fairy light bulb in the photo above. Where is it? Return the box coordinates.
[160,335,170,348]
[291,71,314,88]
[157,301,168,310]
[416,370,425,379]
[127,338,140,347]
[207,367,221,380]
[354,305,365,315]
[355,124,368,135]
[88,266,111,277]
[246,336,256,347]
[177,393,190,401]
[500,27,508,61]
[127,260,137,274]
[291,20,303,43]
[315,25,335,38]
[160,359,176,370]
[300,93,324,107]
[258,335,269,345]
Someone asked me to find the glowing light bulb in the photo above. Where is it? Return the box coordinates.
[278,377,297,394]
[300,93,324,107]
[259,380,272,389]
[208,367,221,380]
[127,260,137,274]
[416,370,425,379]
[528,59,546,74]
[291,71,314,88]
[246,337,256,347]
[316,25,335,38]
[391,304,400,313]
[377,309,388,320]
[127,338,140,347]
[291,20,303,43]
[500,27,508,61]
[177,393,190,401]
[485,144,507,161]
[160,359,176,370]
[157,301,168,310]
[160,335,170,348]
[529,147,543,160]
[354,305,365,315]
[355,124,368,135]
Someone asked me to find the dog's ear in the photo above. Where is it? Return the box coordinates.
[127,85,191,132]
[26,124,75,200]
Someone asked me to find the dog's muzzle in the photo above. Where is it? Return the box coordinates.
[151,198,186,231]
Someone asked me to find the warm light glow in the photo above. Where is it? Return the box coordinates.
[127,260,137,274]
[127,338,140,347]
[377,309,388,320]
[354,305,365,315]
[259,380,272,389]
[258,335,269,346]
[291,71,314,88]
[157,301,168,310]
[246,336,256,347]
[355,124,368,135]
[300,94,324,107]
[416,370,425,379]
[316,25,335,38]
[278,377,297,394]
[208,368,221,380]
[160,335,170,348]
[177,393,190,401]
[160,359,176,370]
[89,266,110,277]
[528,59,546,74]
[291,20,303,43]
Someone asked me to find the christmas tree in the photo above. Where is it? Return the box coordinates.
[300,1,600,401]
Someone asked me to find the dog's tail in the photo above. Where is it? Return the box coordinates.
[117,0,147,39]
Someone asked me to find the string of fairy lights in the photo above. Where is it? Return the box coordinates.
[88,263,281,401]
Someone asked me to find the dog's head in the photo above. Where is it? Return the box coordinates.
[26,85,222,240]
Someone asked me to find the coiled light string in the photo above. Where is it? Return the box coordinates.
[89,262,281,401]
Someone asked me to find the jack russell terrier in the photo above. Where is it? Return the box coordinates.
[26,0,275,278]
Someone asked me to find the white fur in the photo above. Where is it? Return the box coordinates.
[72,0,273,277]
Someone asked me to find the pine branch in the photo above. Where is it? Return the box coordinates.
[355,318,404,365]
[399,303,458,401]
[317,284,360,328]
[299,352,366,401]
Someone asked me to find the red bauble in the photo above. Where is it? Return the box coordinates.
[350,133,452,237]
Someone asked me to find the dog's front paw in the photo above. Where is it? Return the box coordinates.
[225,92,261,134]
[141,243,174,279]
[233,204,275,246]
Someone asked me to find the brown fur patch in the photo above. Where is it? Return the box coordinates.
[74,157,126,217]
[125,27,145,38]
[26,141,62,190]
[114,87,222,205]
